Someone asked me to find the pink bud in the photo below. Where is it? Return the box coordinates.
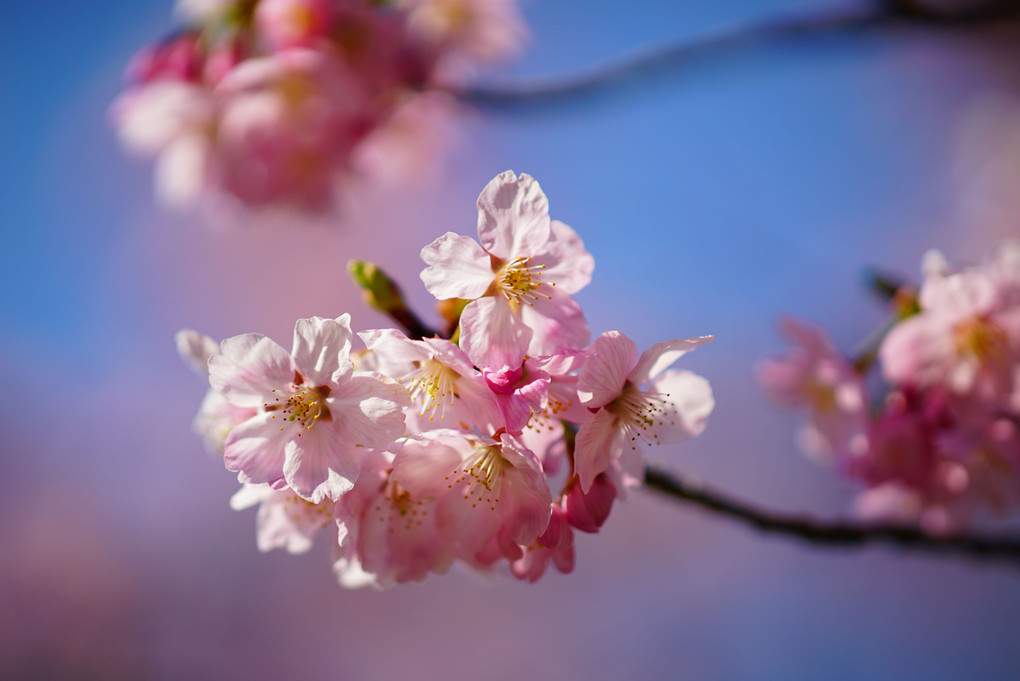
[563,473,616,533]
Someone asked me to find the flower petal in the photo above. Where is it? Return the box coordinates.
[291,315,353,385]
[223,412,289,488]
[176,329,220,377]
[283,425,359,502]
[646,369,715,443]
[577,331,638,408]
[420,232,493,300]
[459,297,532,369]
[629,336,714,387]
[520,288,590,357]
[210,333,295,407]
[540,219,594,295]
[574,408,625,493]
[476,171,551,260]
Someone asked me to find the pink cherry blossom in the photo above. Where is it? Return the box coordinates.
[358,328,499,433]
[209,315,409,503]
[510,503,574,583]
[420,170,594,368]
[212,47,373,212]
[880,250,1020,404]
[334,448,454,587]
[390,429,552,561]
[756,316,869,462]
[230,483,336,554]
[574,331,715,493]
[176,329,255,454]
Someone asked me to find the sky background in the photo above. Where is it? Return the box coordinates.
[3,1,1020,679]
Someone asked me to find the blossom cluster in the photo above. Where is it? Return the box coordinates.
[113,0,526,212]
[758,242,1020,532]
[178,171,714,586]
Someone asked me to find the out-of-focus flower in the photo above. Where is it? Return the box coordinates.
[764,242,1020,530]
[399,0,528,80]
[176,329,255,454]
[230,483,337,553]
[574,331,715,493]
[420,170,594,368]
[757,316,869,463]
[114,0,527,215]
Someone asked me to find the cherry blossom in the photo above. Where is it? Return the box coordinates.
[208,315,408,502]
[574,331,715,493]
[230,483,336,553]
[420,170,594,368]
[757,316,869,462]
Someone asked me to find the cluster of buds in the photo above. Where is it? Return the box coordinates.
[759,242,1020,533]
[113,0,526,212]
[177,172,715,586]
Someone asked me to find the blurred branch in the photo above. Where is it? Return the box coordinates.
[644,466,1020,567]
[460,2,1020,108]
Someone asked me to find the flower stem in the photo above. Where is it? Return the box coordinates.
[458,2,1020,108]
[644,465,1020,567]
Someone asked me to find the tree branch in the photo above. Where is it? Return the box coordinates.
[644,466,1020,566]
[459,2,1020,108]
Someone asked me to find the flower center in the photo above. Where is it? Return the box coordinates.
[402,359,459,421]
[445,445,506,511]
[283,491,333,527]
[608,385,678,449]
[373,480,428,533]
[266,381,332,431]
[498,257,553,307]
[954,317,1008,362]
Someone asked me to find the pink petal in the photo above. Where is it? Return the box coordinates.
[391,431,469,498]
[879,314,954,386]
[475,171,551,260]
[291,315,353,386]
[629,336,714,387]
[520,288,591,357]
[282,424,359,502]
[175,329,220,377]
[577,331,638,408]
[419,232,493,300]
[210,333,295,407]
[328,373,410,448]
[459,297,532,369]
[540,219,594,295]
[223,412,289,488]
[646,369,715,443]
[574,408,625,493]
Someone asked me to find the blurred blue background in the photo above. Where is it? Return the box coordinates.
[3,1,1020,679]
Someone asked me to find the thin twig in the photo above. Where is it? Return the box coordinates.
[644,466,1020,566]
[459,2,1020,108]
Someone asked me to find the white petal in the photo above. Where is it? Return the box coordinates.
[475,171,551,260]
[175,329,220,377]
[291,315,353,386]
[629,336,714,387]
[210,333,296,407]
[420,232,493,300]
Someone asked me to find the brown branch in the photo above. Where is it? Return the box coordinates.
[644,466,1020,566]
[459,2,1020,108]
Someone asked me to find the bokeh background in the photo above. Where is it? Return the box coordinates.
[3,0,1020,679]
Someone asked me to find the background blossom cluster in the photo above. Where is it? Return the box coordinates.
[759,242,1020,532]
[113,0,526,213]
[178,171,715,587]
